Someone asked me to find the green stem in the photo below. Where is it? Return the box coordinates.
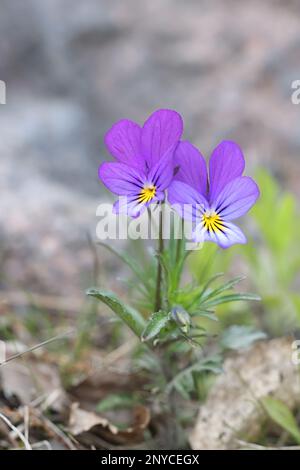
[175,218,184,264]
[159,347,185,449]
[154,204,164,312]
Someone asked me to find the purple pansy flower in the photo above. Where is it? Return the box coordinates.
[99,109,183,217]
[168,140,260,248]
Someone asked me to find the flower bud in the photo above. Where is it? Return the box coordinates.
[171,306,191,334]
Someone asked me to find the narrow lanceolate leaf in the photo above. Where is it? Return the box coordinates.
[86,288,146,337]
[200,275,246,303]
[191,310,219,322]
[200,293,261,308]
[261,397,300,444]
[196,273,224,299]
[141,310,171,342]
[187,273,224,309]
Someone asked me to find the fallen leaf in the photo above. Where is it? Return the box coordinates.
[0,359,69,413]
[68,402,150,447]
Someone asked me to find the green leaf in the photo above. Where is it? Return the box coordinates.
[173,377,191,400]
[221,325,267,350]
[141,310,171,342]
[261,397,300,444]
[96,393,135,412]
[201,292,261,308]
[193,311,219,322]
[200,276,246,303]
[166,357,222,395]
[197,273,224,299]
[86,288,146,337]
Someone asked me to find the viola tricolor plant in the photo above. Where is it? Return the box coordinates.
[89,109,261,445]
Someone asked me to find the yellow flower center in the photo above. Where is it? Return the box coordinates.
[202,211,225,233]
[138,185,156,203]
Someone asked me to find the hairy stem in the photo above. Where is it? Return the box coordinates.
[154,204,164,312]
[159,348,186,449]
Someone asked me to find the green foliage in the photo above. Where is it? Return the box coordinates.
[165,356,223,399]
[242,169,300,334]
[88,200,263,406]
[251,171,298,262]
[96,393,137,413]
[188,169,300,336]
[86,288,146,337]
[173,272,259,315]
[261,397,300,444]
[141,310,171,342]
[220,325,266,351]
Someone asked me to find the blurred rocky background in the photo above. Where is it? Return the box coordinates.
[0,0,299,296]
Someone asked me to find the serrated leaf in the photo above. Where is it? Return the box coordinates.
[141,310,171,342]
[261,396,300,444]
[221,325,267,350]
[86,288,145,337]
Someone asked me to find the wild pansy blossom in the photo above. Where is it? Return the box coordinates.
[99,109,183,217]
[168,141,259,248]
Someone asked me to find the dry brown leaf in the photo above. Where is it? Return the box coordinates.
[68,402,150,447]
[69,402,118,436]
[69,372,145,406]
[0,359,69,413]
